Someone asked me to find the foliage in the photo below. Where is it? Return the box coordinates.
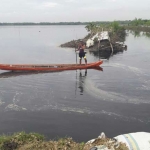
[0,132,84,150]
[85,22,97,33]
[0,132,129,150]
[85,21,125,34]
[0,132,44,150]
[128,18,150,27]
[111,21,121,32]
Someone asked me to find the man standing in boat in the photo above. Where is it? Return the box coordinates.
[76,41,87,65]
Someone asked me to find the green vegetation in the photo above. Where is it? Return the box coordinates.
[129,18,150,26]
[124,18,150,33]
[0,132,84,150]
[84,18,150,43]
[84,21,126,44]
[0,132,44,150]
[110,21,126,43]
[85,21,124,33]
[85,23,97,33]
[0,20,135,26]
[111,21,121,32]
[0,132,128,150]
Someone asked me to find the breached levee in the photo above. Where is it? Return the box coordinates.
[60,31,127,57]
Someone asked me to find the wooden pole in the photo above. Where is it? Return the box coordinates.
[75,41,77,64]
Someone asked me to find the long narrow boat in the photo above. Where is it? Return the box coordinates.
[0,60,103,72]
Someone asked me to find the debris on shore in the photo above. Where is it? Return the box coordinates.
[60,30,127,59]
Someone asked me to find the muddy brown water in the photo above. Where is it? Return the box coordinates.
[0,26,150,142]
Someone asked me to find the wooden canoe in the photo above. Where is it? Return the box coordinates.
[0,60,103,72]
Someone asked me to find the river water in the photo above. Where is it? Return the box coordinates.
[0,26,150,142]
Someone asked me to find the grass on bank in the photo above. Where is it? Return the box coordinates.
[0,132,128,150]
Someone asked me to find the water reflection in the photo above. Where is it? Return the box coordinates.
[78,70,87,95]
[129,30,141,37]
[0,71,60,78]
[89,50,112,59]
[89,37,127,60]
[77,67,103,95]
[142,32,150,38]
[128,30,150,38]
[89,48,127,60]
[0,67,103,78]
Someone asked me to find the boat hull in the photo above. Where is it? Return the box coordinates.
[0,61,103,72]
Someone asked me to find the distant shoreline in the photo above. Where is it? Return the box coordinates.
[0,23,87,26]
[0,21,130,26]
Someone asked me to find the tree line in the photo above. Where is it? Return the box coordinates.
[85,21,125,34]
[0,21,129,26]
[0,18,149,26]
[129,18,150,26]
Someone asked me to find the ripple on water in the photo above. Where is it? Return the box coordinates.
[0,71,79,112]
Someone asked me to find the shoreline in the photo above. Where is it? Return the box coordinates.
[0,131,128,150]
[1,107,150,149]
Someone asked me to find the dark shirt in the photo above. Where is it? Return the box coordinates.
[78,45,84,53]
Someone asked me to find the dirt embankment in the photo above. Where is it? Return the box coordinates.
[60,34,90,49]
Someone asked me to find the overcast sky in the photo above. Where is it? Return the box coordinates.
[0,0,150,22]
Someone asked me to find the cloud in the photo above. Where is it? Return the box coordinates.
[65,0,75,2]
[0,0,150,22]
[42,2,58,8]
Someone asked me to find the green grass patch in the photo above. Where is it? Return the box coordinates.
[0,132,128,150]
